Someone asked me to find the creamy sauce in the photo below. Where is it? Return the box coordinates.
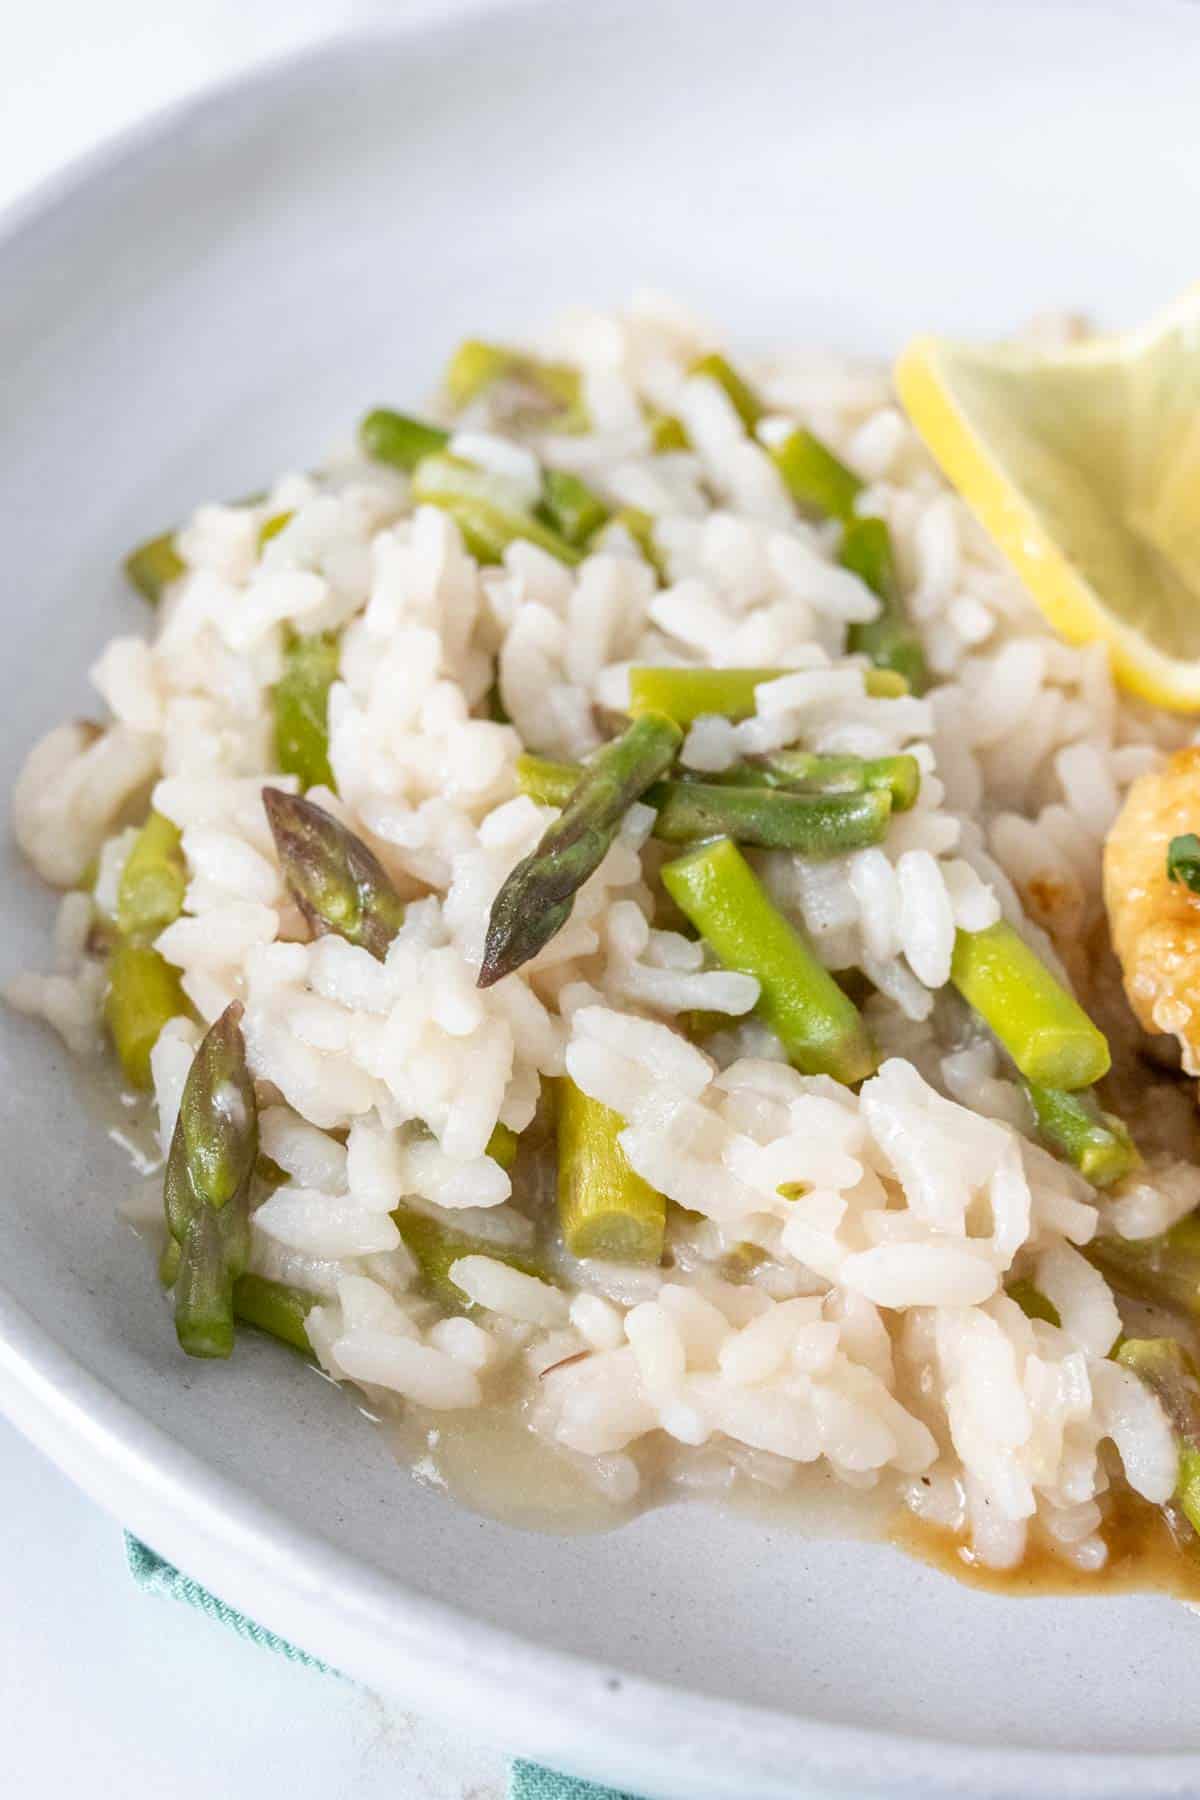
[386,1403,642,1535]
[385,1396,895,1541]
[386,1396,1200,1606]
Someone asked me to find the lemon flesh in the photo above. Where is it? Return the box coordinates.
[896,289,1200,710]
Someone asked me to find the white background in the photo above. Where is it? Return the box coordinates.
[4,10,508,1794]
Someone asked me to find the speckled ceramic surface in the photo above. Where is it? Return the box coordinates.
[4,5,1200,1794]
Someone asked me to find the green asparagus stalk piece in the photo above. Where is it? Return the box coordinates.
[950,921,1111,1090]
[689,352,764,430]
[649,781,892,854]
[661,836,878,1084]
[538,468,609,545]
[479,713,683,986]
[173,1206,236,1360]
[769,427,862,521]
[1025,1082,1139,1187]
[105,943,187,1090]
[446,340,525,408]
[862,669,910,698]
[158,1234,182,1287]
[648,412,689,452]
[658,750,918,810]
[842,516,928,694]
[685,365,865,527]
[159,1242,316,1356]
[116,812,187,942]
[257,509,294,549]
[627,664,907,726]
[1005,1277,1062,1328]
[272,631,340,791]
[516,754,893,854]
[443,340,584,428]
[683,360,925,692]
[485,1121,520,1172]
[358,408,450,472]
[163,1002,258,1359]
[412,454,584,566]
[557,1077,665,1262]
[517,754,585,808]
[1115,1338,1200,1539]
[263,788,406,960]
[232,1273,315,1353]
[629,666,790,724]
[393,1206,547,1312]
[758,749,921,811]
[1087,1216,1200,1320]
[125,531,185,604]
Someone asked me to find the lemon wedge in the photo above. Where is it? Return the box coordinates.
[896,288,1200,711]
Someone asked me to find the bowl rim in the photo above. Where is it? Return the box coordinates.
[2,12,1200,1794]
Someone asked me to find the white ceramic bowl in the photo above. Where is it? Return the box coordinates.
[3,5,1200,1794]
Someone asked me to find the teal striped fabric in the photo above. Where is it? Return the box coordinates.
[125,1534,629,1800]
[510,1761,637,1800]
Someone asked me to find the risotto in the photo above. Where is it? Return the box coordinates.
[9,294,1200,1579]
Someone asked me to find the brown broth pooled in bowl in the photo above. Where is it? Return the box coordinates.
[896,1494,1200,1603]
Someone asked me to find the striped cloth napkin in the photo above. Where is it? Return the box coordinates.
[125,1535,639,1800]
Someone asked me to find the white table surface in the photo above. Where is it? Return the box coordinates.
[3,6,510,1795]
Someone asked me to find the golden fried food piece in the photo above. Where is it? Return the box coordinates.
[1104,746,1200,1074]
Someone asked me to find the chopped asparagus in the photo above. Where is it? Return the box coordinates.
[863,669,910,698]
[444,340,584,428]
[446,340,521,408]
[950,921,1111,1090]
[411,453,583,566]
[393,1206,546,1311]
[1025,1081,1139,1187]
[661,836,878,1084]
[1087,1216,1200,1320]
[272,631,340,791]
[650,781,892,855]
[116,812,186,942]
[257,509,294,549]
[516,754,585,808]
[359,408,450,472]
[125,531,185,604]
[1005,1277,1062,1328]
[516,754,893,854]
[759,749,921,812]
[842,516,928,694]
[628,666,789,725]
[648,412,689,452]
[232,1273,315,1353]
[627,664,906,726]
[557,1078,665,1263]
[538,468,609,545]
[770,427,862,521]
[162,1002,258,1358]
[689,352,764,430]
[485,1121,520,1172]
[263,788,406,960]
[479,712,682,987]
[105,943,187,1090]
[1116,1338,1200,1539]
